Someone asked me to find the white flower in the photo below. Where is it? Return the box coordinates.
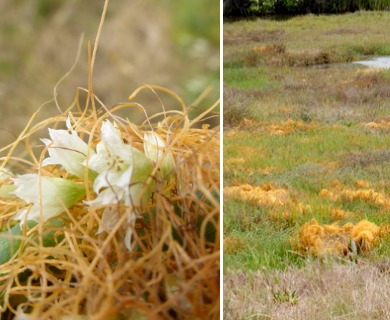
[143,132,166,163]
[143,131,175,178]
[86,120,153,207]
[11,174,86,223]
[96,206,135,251]
[85,121,154,250]
[41,117,93,178]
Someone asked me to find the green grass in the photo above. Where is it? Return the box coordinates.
[224,66,271,89]
[225,125,390,270]
[224,11,390,274]
[225,124,390,180]
[224,201,306,270]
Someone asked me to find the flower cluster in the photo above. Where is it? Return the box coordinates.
[9,116,174,250]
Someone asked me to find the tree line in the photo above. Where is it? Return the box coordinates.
[224,0,390,16]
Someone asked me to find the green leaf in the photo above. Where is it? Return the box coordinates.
[0,221,36,265]
[0,219,64,265]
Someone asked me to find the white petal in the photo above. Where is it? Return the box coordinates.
[48,129,88,155]
[93,168,125,193]
[101,121,124,152]
[143,132,174,176]
[41,157,58,167]
[11,174,85,223]
[42,128,92,178]
[41,138,51,146]
[15,307,33,320]
[143,131,165,163]
[87,143,110,174]
[124,214,137,251]
[13,208,30,222]
[86,186,125,207]
[97,207,120,234]
[124,228,132,251]
[92,162,133,194]
[101,121,134,160]
[66,115,72,130]
[116,145,135,164]
[12,174,41,203]
[115,165,133,189]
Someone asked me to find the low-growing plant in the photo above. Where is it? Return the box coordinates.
[0,2,220,319]
[223,86,256,127]
[224,261,390,319]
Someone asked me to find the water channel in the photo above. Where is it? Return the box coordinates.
[353,57,390,69]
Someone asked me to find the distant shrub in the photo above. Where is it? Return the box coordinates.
[224,0,390,16]
[223,0,254,16]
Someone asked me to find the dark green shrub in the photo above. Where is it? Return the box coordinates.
[225,0,390,16]
[224,0,254,16]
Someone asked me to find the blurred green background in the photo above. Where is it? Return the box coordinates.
[0,0,220,146]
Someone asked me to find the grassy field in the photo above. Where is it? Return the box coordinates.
[224,11,390,319]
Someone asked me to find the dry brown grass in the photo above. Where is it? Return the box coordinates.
[296,219,388,257]
[224,260,390,320]
[223,29,285,47]
[0,81,220,320]
[1,109,219,319]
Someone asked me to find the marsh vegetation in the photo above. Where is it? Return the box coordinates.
[224,11,390,319]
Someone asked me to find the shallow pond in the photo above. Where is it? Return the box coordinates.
[353,57,390,69]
